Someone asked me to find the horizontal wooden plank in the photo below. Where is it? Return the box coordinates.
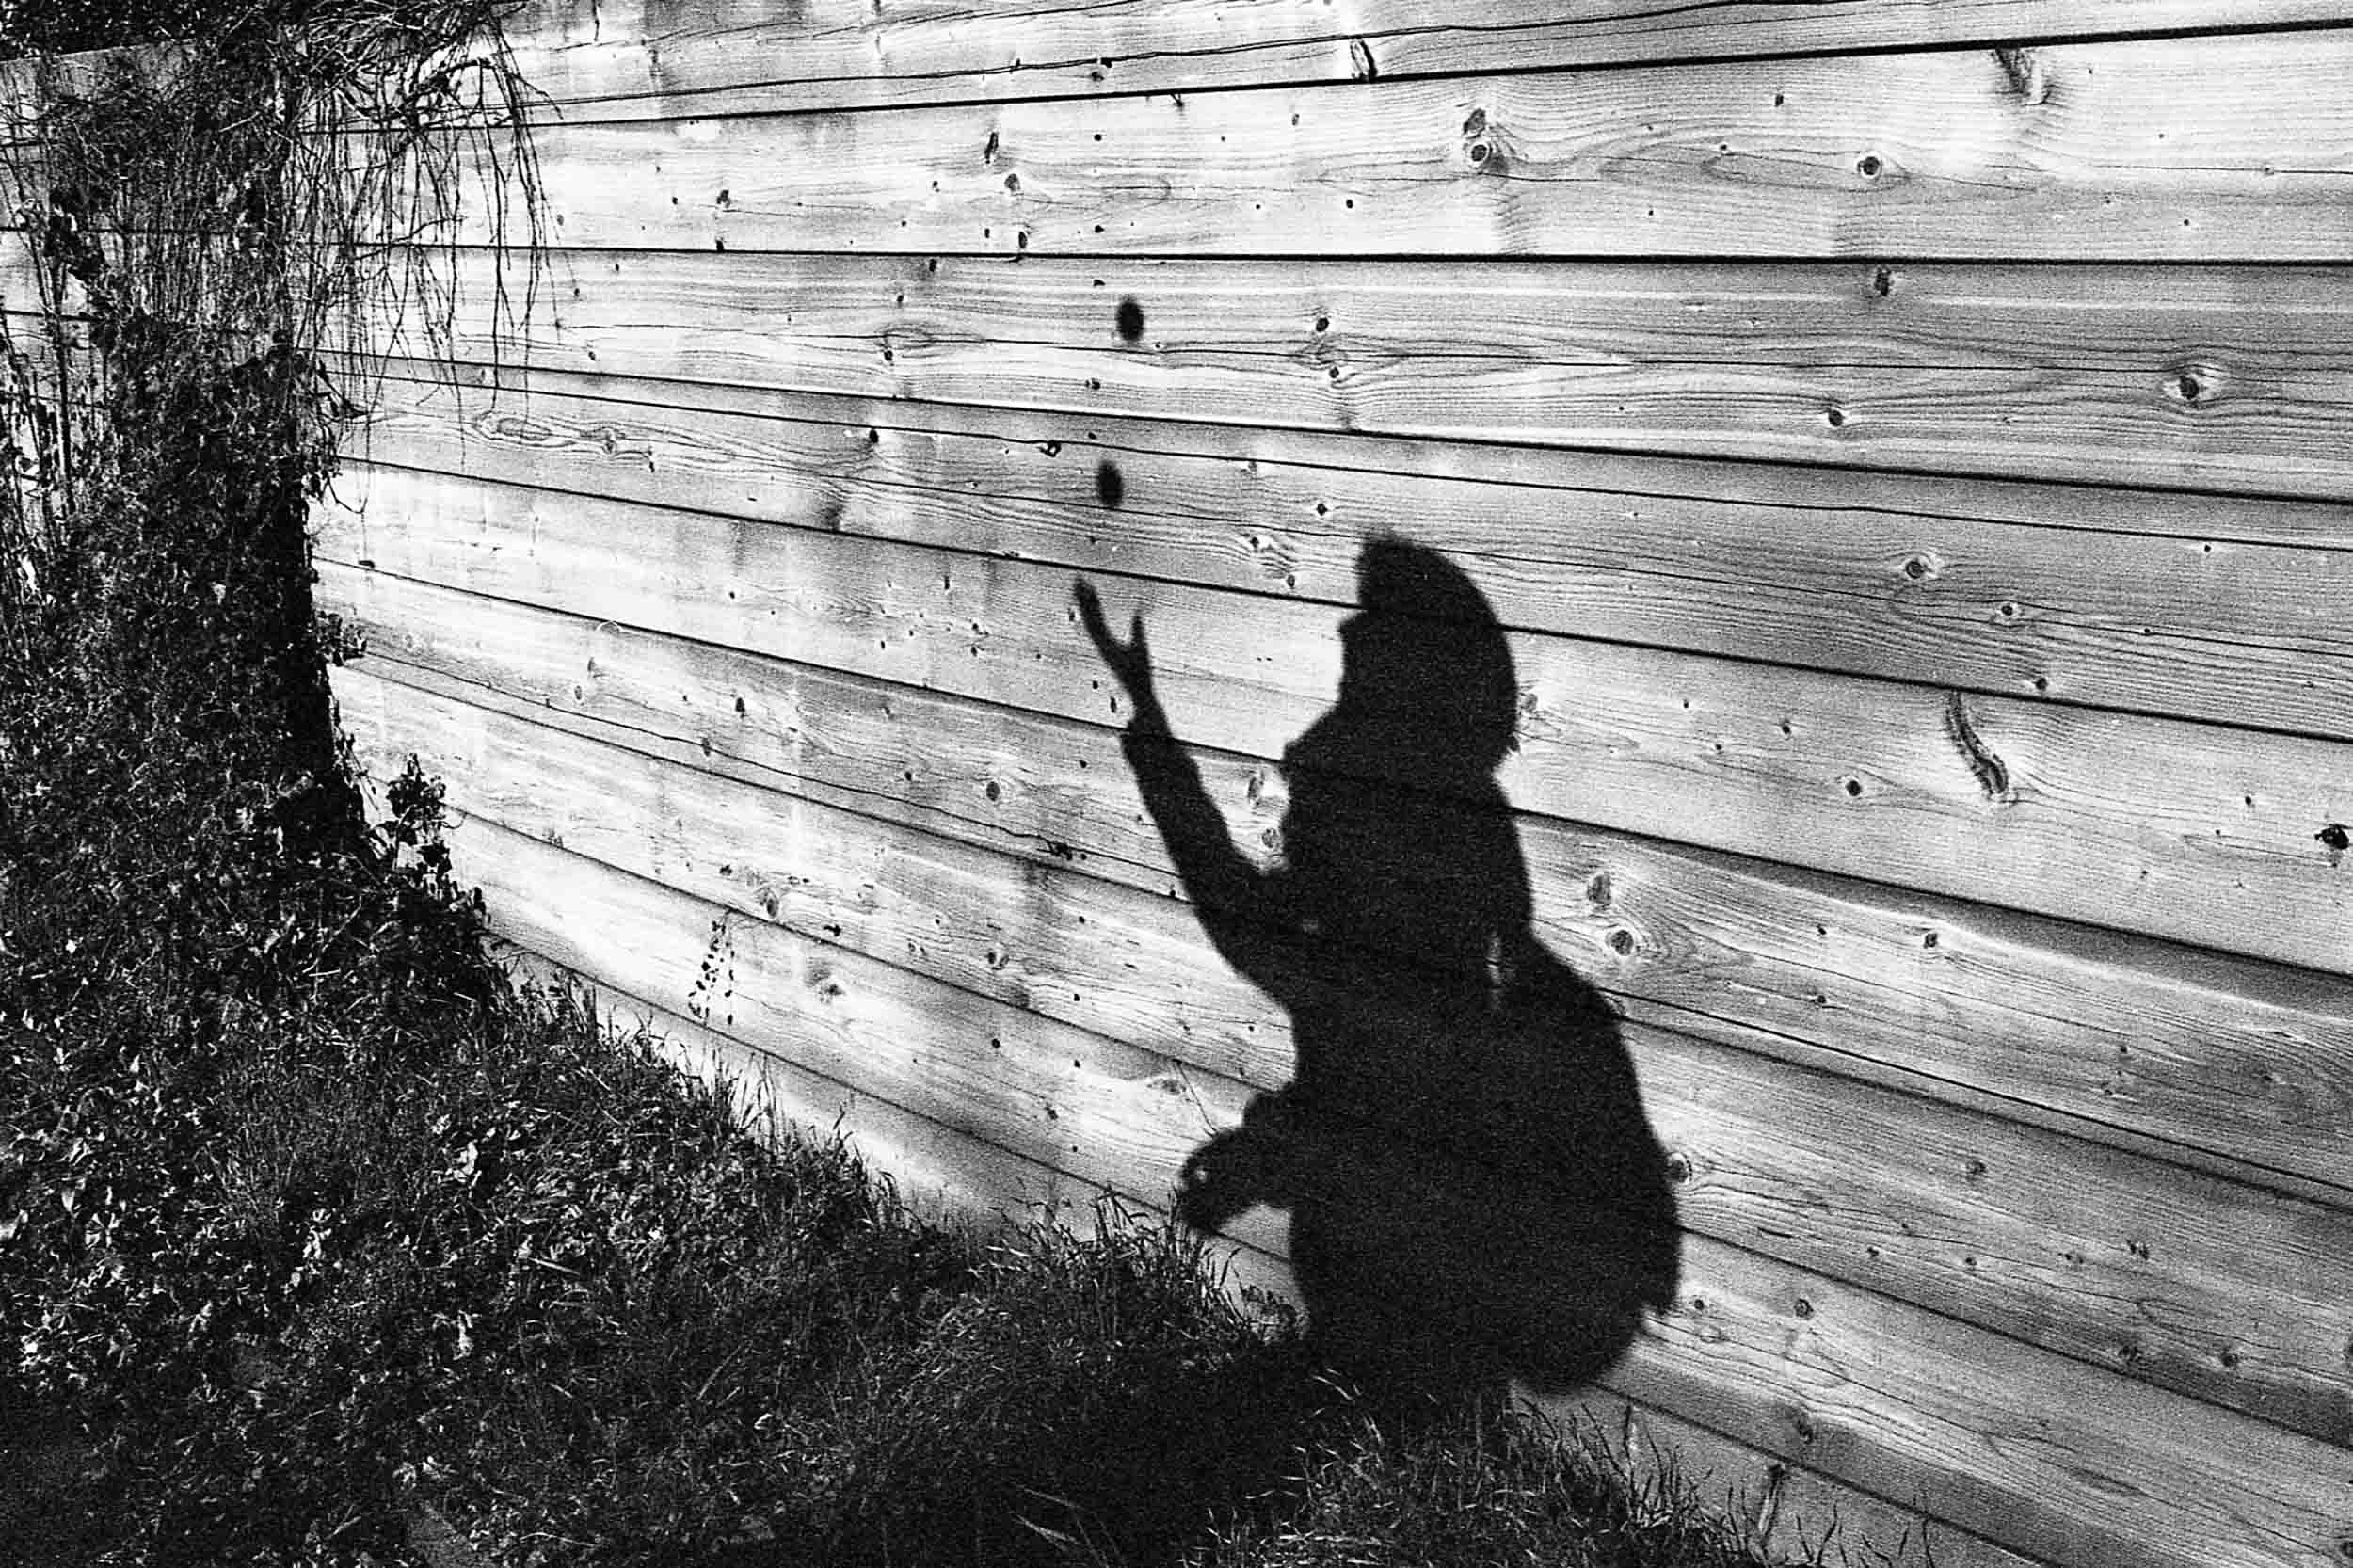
[494,945,1115,1231]
[1543,1387,2051,1568]
[431,815,2353,1568]
[360,359,2353,550]
[510,944,2045,1568]
[427,805,1284,1253]
[460,30,2353,260]
[338,662,2353,1444]
[500,936,1205,1228]
[357,368,2353,742]
[1609,1228,2353,1568]
[31,243,2353,498]
[313,470,2353,979]
[313,570,2353,1201]
[502,0,2353,118]
[390,250,2353,501]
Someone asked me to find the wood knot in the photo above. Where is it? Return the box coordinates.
[1994,46,2050,105]
[2170,367,2214,405]
[1459,108,1509,172]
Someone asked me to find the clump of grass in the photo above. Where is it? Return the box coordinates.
[1190,1400,1771,1568]
[803,1209,1316,1567]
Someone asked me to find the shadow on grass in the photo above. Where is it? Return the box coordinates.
[731,1215,1338,1568]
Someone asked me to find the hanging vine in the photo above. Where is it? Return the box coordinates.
[0,0,541,728]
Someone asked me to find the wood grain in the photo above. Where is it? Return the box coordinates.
[1611,1228,2353,1568]
[395,249,2353,501]
[423,803,1283,1252]
[31,244,2353,498]
[312,569,2353,1199]
[1542,1387,2052,1568]
[499,0,2353,118]
[433,812,2353,1568]
[312,472,2353,979]
[356,367,2353,741]
[458,30,2353,260]
[493,947,1117,1231]
[338,661,2353,1442]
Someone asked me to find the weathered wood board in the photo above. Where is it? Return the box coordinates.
[498,0,2353,118]
[29,245,2353,500]
[381,251,2353,500]
[465,30,2353,261]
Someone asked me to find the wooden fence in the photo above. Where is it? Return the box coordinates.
[270,0,2353,1560]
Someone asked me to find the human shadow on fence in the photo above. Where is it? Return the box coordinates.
[1077,538,1681,1413]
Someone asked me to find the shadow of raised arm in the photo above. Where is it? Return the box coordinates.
[1074,578,1299,991]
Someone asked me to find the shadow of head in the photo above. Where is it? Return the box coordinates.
[1305,534,1521,780]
